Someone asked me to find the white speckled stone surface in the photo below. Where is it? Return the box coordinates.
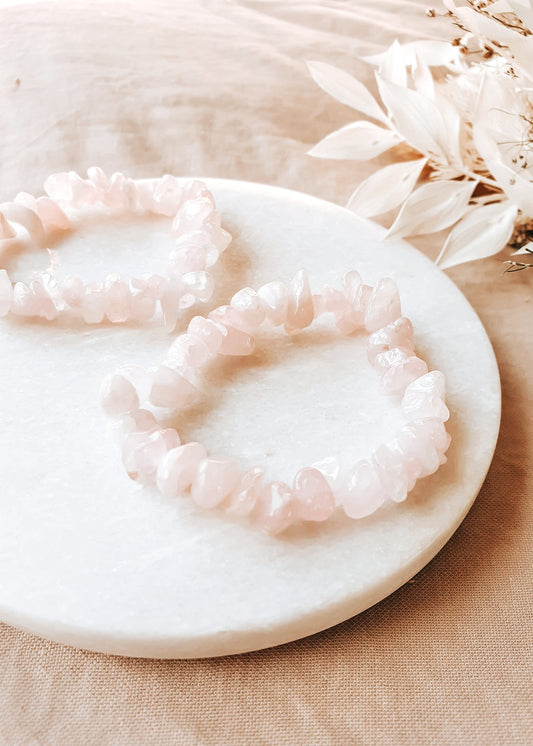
[0,180,500,658]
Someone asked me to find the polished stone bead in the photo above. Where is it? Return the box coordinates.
[285,270,314,334]
[292,467,335,521]
[156,442,207,498]
[149,365,198,409]
[191,457,241,509]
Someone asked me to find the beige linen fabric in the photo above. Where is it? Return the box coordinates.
[0,1,531,743]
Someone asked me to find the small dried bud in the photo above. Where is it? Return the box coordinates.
[460,33,483,53]
[426,7,436,17]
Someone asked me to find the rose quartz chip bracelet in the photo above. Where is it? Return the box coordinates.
[0,169,230,330]
[101,270,451,535]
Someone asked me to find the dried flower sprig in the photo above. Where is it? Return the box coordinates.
[308,0,533,270]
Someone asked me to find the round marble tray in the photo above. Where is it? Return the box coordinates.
[0,179,500,658]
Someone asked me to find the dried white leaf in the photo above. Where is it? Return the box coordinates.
[307,60,388,124]
[437,201,518,269]
[412,54,435,99]
[387,179,476,238]
[375,74,450,161]
[347,158,427,218]
[363,41,461,69]
[513,242,533,255]
[442,0,457,12]
[472,124,502,165]
[308,121,402,161]
[473,124,533,214]
[379,41,407,88]
[434,91,462,165]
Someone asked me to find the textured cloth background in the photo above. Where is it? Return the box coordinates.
[0,1,532,743]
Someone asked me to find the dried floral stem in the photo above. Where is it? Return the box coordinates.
[308,1,533,270]
[503,260,533,271]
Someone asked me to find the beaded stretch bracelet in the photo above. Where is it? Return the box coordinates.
[0,169,230,330]
[101,269,451,535]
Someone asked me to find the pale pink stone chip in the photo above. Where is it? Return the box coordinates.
[225,466,264,516]
[255,481,295,535]
[31,196,70,230]
[292,467,335,522]
[364,278,402,333]
[217,324,255,356]
[13,192,37,211]
[313,286,348,319]
[11,282,40,317]
[230,287,266,328]
[168,244,208,274]
[69,172,99,206]
[376,437,423,492]
[152,175,184,216]
[0,270,13,316]
[104,173,135,209]
[2,203,45,245]
[30,280,57,320]
[285,270,314,334]
[172,197,214,234]
[44,172,74,203]
[367,317,415,364]
[311,456,343,498]
[15,192,69,232]
[0,212,16,239]
[118,408,159,438]
[149,365,197,409]
[191,457,241,509]
[395,419,450,478]
[187,316,224,353]
[413,417,451,456]
[104,275,131,323]
[377,350,429,395]
[322,277,373,335]
[175,230,221,268]
[402,371,450,422]
[166,333,211,370]
[206,310,255,355]
[160,277,184,332]
[182,270,214,304]
[60,275,85,308]
[122,428,180,484]
[337,271,369,334]
[156,442,207,498]
[257,281,288,326]
[202,212,230,253]
[100,372,140,417]
[373,443,411,501]
[340,460,386,519]
[86,166,109,197]
[208,304,250,332]
[81,283,106,324]
[129,288,156,322]
[183,180,215,202]
[374,346,413,374]
[211,225,232,254]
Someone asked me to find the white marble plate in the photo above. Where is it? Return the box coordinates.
[0,180,500,658]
